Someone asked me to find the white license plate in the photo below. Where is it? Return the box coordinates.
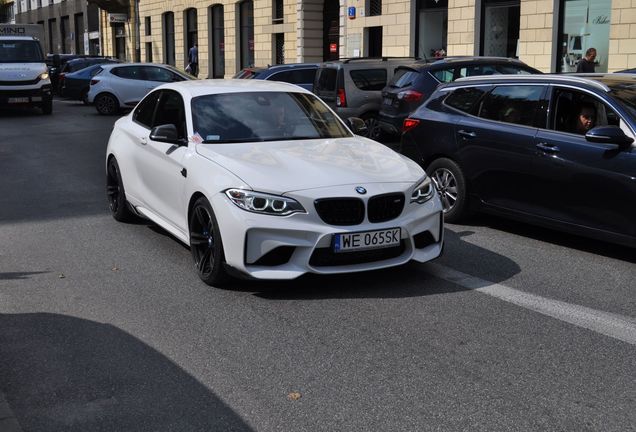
[333,228,401,253]
[8,97,29,103]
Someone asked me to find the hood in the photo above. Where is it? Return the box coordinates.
[196,137,424,193]
[0,63,47,81]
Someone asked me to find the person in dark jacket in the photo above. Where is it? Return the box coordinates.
[188,42,199,77]
[576,48,597,73]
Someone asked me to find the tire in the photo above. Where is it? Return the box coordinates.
[95,93,119,115]
[189,197,231,287]
[361,113,383,142]
[427,157,468,224]
[41,98,52,115]
[106,157,134,222]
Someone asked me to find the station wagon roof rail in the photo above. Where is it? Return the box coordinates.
[454,74,611,92]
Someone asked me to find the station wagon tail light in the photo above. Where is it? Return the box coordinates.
[337,88,346,107]
[398,90,424,103]
[402,118,420,133]
[90,79,100,86]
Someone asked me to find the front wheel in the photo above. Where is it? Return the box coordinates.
[189,197,230,287]
[427,157,468,224]
[106,157,134,222]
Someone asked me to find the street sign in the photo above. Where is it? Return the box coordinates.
[109,13,128,24]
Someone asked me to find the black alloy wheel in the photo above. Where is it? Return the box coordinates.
[106,157,133,222]
[362,113,383,141]
[427,157,468,224]
[189,197,230,287]
[95,93,119,115]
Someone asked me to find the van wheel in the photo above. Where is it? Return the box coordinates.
[41,98,53,115]
[427,157,468,224]
[362,113,383,141]
[95,93,119,115]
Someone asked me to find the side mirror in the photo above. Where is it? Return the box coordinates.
[585,126,634,149]
[150,124,186,145]
[345,117,368,136]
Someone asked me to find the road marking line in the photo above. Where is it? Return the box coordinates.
[426,263,636,346]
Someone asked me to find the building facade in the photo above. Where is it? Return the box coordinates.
[14,0,101,55]
[18,0,636,76]
[1,0,17,23]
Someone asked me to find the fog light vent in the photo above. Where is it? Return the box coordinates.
[413,231,435,249]
[252,246,295,266]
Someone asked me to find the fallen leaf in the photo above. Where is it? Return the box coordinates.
[287,392,301,401]
[58,274,65,279]
[111,267,119,271]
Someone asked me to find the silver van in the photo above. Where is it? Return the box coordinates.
[313,57,416,140]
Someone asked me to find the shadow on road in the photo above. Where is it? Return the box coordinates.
[0,312,253,432]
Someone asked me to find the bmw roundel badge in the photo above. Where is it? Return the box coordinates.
[355,186,367,195]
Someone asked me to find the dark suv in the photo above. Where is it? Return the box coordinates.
[233,63,319,91]
[400,73,636,247]
[378,57,541,137]
[313,57,417,140]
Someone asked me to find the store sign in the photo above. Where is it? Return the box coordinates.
[109,13,128,24]
[330,43,337,53]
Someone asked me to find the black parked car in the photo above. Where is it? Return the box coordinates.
[400,73,636,247]
[46,54,87,94]
[59,57,119,99]
[378,57,541,137]
[233,63,320,91]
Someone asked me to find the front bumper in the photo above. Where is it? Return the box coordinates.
[0,84,52,108]
[211,183,444,280]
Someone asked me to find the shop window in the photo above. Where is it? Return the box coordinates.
[48,18,56,53]
[367,0,382,17]
[185,8,198,61]
[239,0,254,69]
[162,12,175,66]
[481,0,520,58]
[273,0,283,24]
[146,42,153,62]
[366,26,382,57]
[274,33,285,64]
[74,13,84,55]
[60,16,70,53]
[209,4,225,78]
[416,0,448,60]
[145,17,151,36]
[558,0,611,73]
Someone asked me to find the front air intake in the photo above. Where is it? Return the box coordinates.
[314,198,365,226]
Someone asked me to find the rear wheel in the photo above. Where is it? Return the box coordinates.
[95,93,119,115]
[428,157,468,224]
[361,113,383,141]
[106,157,134,222]
[41,97,52,115]
[189,197,230,287]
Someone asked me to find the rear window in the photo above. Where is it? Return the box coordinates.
[314,68,338,92]
[388,68,421,89]
[350,69,387,91]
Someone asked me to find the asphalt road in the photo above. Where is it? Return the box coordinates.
[1,99,635,432]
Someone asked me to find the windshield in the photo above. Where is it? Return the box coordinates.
[609,83,636,118]
[191,91,352,143]
[0,40,44,63]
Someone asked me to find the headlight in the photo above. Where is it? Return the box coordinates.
[38,72,50,81]
[410,176,435,204]
[225,189,306,216]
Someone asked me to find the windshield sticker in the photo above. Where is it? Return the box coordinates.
[205,135,220,141]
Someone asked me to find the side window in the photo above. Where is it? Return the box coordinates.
[143,66,175,82]
[112,66,143,80]
[479,85,544,127]
[349,69,387,91]
[133,90,160,128]
[551,88,622,136]
[270,69,317,85]
[432,68,455,83]
[153,90,186,139]
[444,87,488,115]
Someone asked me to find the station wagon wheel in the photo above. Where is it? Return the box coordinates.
[106,157,133,222]
[427,157,468,224]
[189,197,230,287]
[95,93,119,115]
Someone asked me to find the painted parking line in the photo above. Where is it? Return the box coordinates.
[425,263,636,346]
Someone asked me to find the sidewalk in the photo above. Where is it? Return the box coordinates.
[0,391,22,432]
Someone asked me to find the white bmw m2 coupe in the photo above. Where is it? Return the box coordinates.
[106,80,443,286]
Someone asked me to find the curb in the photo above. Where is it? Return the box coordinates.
[0,391,23,432]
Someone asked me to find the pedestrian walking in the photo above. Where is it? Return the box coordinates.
[576,47,597,73]
[188,42,199,77]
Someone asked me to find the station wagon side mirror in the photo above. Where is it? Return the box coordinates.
[150,124,186,146]
[585,126,634,149]
[345,117,368,136]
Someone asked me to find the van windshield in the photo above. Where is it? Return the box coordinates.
[0,40,44,63]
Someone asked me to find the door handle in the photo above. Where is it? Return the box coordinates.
[457,130,477,138]
[140,137,147,145]
[536,142,560,153]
